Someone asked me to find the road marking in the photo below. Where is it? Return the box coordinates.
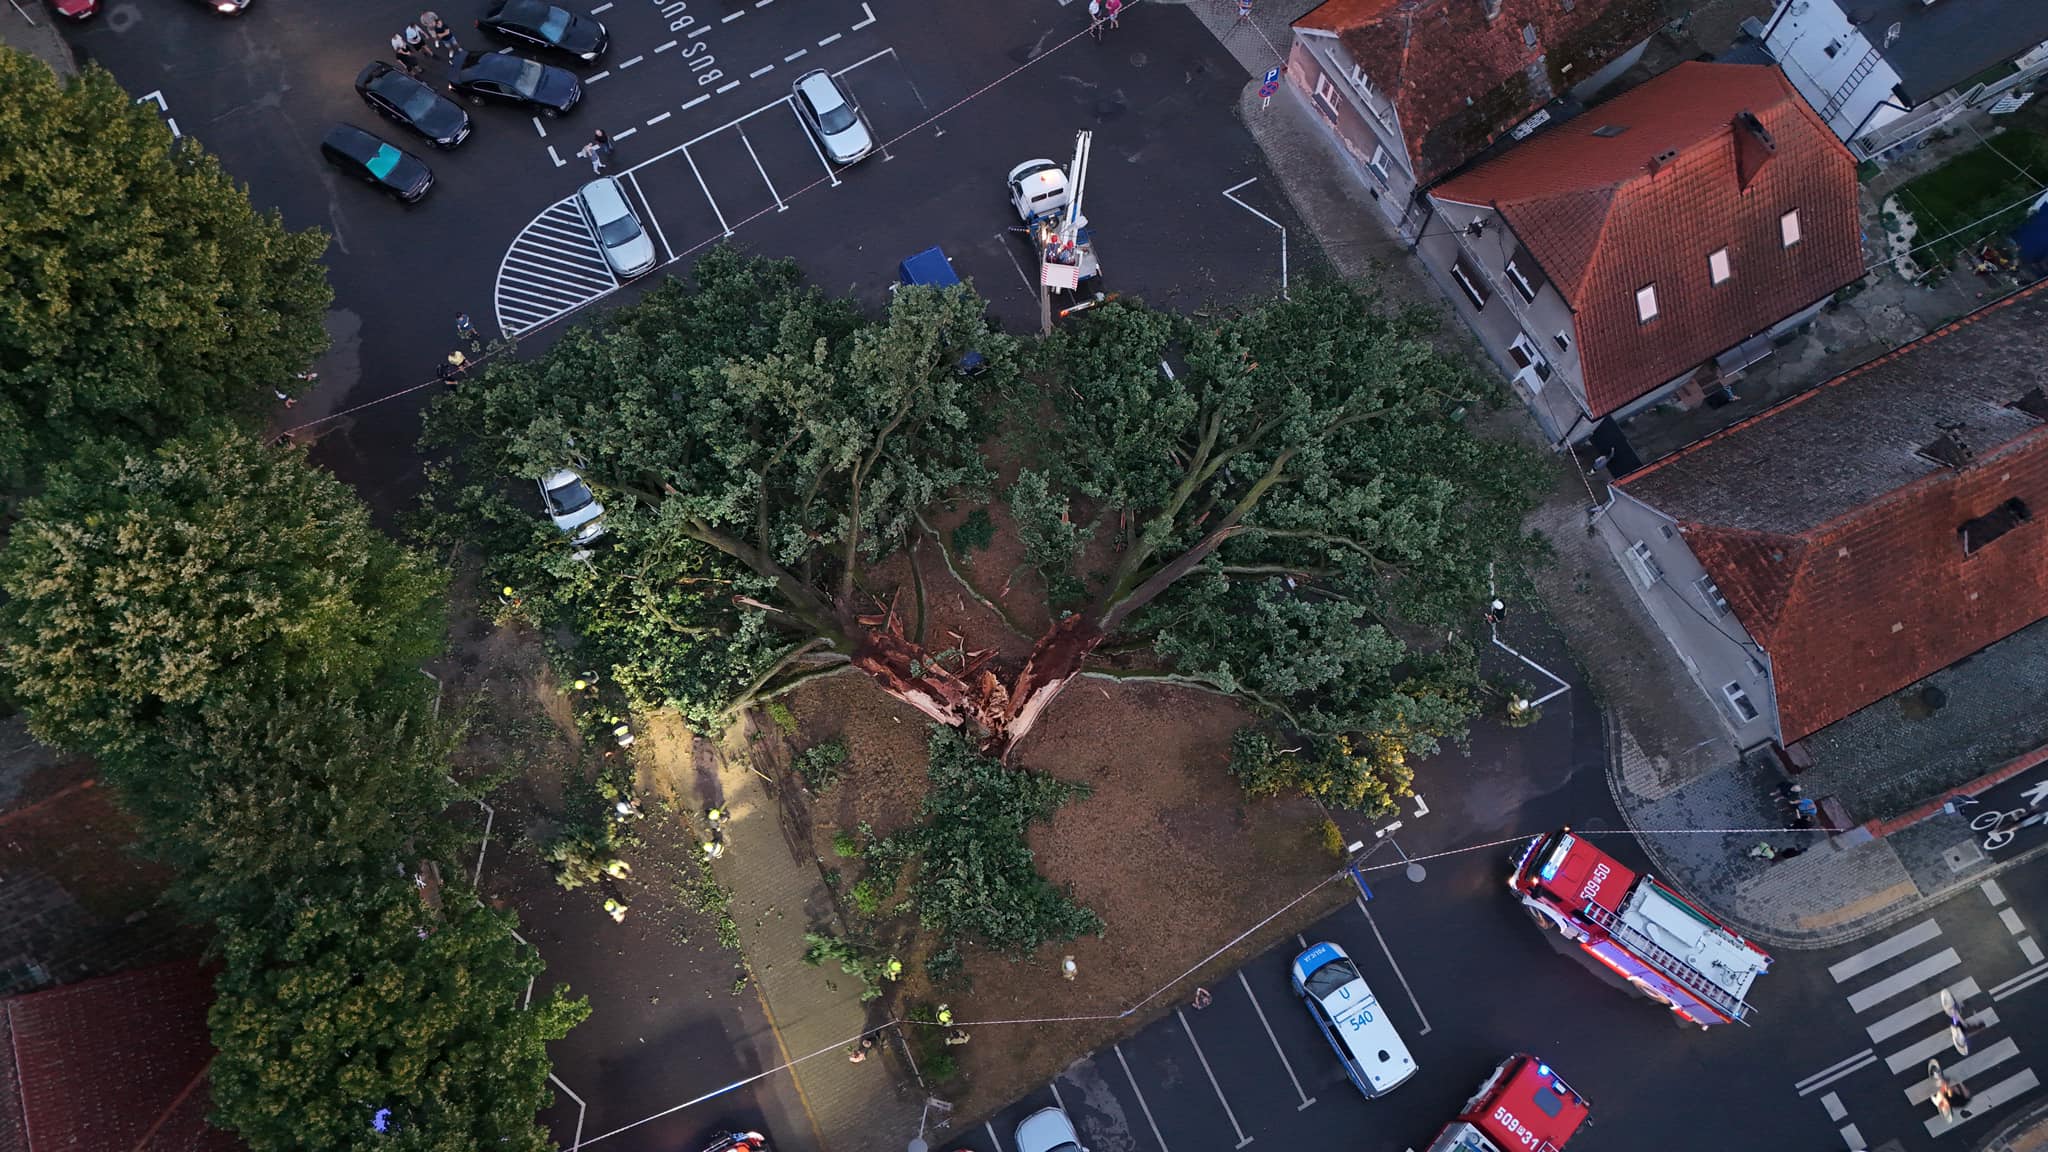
[1821,1092,1846,1121]
[1868,978,1980,1043]
[690,23,713,36]
[750,64,775,77]
[1829,919,1943,983]
[1840,1124,1863,1149]
[1796,1048,1879,1096]
[1887,1015,2000,1074]
[618,54,644,68]
[818,32,842,45]
[1412,793,1429,818]
[985,1122,1004,1152]
[1375,820,1403,838]
[589,1,611,11]
[586,70,611,83]
[613,126,637,140]
[756,0,773,6]
[656,39,678,52]
[2002,909,2025,935]
[785,48,808,61]
[682,93,710,109]
[1847,949,1961,1013]
[1983,879,2008,906]
[547,144,565,167]
[1356,897,1430,1035]
[682,146,730,235]
[1922,1068,2039,1136]
[1235,971,1314,1110]
[788,100,839,185]
[852,1,875,28]
[2024,937,2045,965]
[739,131,786,212]
[532,115,548,137]
[717,80,740,93]
[1902,1038,2020,1104]
[493,197,620,338]
[1114,1045,1171,1152]
[622,170,674,264]
[1991,963,2048,1000]
[646,111,672,125]
[1177,1010,1252,1148]
[722,8,744,19]
[834,45,894,75]
[1297,934,1307,949]
[1048,1078,1066,1111]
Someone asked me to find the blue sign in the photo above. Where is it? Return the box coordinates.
[1264,67,1281,86]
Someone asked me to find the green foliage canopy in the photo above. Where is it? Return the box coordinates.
[0,55,331,494]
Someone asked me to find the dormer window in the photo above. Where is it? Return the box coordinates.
[1523,24,1539,47]
[1348,63,1372,96]
[1961,498,2031,555]
[1505,259,1538,303]
[1635,284,1659,323]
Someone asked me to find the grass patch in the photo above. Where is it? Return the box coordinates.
[1895,130,2048,269]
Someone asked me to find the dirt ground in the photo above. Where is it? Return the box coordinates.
[777,669,1342,1120]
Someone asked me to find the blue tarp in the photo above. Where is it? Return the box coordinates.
[897,247,961,287]
[2014,210,2048,264]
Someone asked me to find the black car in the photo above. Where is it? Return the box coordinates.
[319,125,434,203]
[191,0,252,11]
[353,62,472,149]
[476,0,608,63]
[447,50,581,117]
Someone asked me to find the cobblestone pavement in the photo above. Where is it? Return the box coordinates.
[1985,1095,2048,1152]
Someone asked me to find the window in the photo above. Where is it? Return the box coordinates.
[1960,498,2032,555]
[1523,23,1538,47]
[1348,63,1372,96]
[1450,255,1491,309]
[1709,247,1731,284]
[1484,0,1502,17]
[1722,682,1759,723]
[1780,209,1802,247]
[1367,144,1391,182]
[1635,284,1659,323]
[1625,541,1663,587]
[1695,575,1730,615]
[1591,124,1628,137]
[1553,329,1572,353]
[1508,333,1552,381]
[1312,72,1340,123]
[1505,259,1538,303]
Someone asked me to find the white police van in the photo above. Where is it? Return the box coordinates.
[1290,941,1417,1098]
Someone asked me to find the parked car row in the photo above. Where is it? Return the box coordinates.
[324,3,609,204]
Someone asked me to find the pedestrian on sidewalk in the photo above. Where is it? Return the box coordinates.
[1105,0,1121,28]
[577,141,605,174]
[455,311,479,345]
[591,129,615,166]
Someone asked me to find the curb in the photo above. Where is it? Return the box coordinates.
[1979,1096,2048,1152]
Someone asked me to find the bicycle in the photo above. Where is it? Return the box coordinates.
[1929,1059,1953,1124]
[1941,989,1968,1055]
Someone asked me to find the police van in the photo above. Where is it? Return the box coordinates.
[1290,941,1417,1098]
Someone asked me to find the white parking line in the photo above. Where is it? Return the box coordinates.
[750,64,775,77]
[1356,897,1430,1035]
[985,1122,1004,1152]
[613,126,637,140]
[1177,1009,1252,1148]
[722,9,744,20]
[682,93,710,109]
[1048,1079,1066,1111]
[1829,919,1943,983]
[646,111,672,125]
[532,115,548,137]
[682,146,730,235]
[852,1,875,28]
[1821,1092,1846,1121]
[1114,1045,1171,1152]
[717,80,740,93]
[785,48,808,61]
[623,171,672,262]
[547,144,565,167]
[619,54,644,68]
[655,39,677,52]
[586,70,611,83]
[755,0,773,6]
[689,23,713,36]
[817,32,842,45]
[1795,1048,1879,1097]
[834,46,894,75]
[740,131,786,211]
[789,100,839,185]
[1236,971,1314,1110]
[589,1,611,11]
[1847,949,1961,1013]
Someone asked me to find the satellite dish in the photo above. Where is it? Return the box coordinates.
[1884,20,1902,46]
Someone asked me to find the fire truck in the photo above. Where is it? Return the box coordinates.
[1424,1054,1590,1152]
[1509,828,1771,1026]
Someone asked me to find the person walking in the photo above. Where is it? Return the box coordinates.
[577,141,606,174]
[1105,0,1121,28]
[455,311,479,346]
[1087,0,1103,39]
[591,129,614,166]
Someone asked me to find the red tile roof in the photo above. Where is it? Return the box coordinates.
[1294,0,1665,186]
[1431,62,1866,417]
[0,960,240,1152]
[1617,283,2048,743]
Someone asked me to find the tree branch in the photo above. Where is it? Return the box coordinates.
[721,637,834,718]
[681,516,844,645]
[839,389,919,605]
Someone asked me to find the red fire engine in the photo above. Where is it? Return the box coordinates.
[1509,828,1771,1026]
[1424,1054,1590,1152]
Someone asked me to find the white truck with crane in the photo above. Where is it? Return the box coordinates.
[1008,130,1101,304]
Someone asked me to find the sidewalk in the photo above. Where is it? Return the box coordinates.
[1982,1096,2048,1152]
[1220,36,2043,950]
[2,7,78,78]
[698,724,925,1152]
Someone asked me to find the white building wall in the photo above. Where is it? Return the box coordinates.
[1763,0,1908,150]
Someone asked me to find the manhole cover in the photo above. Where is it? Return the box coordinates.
[1944,840,1986,873]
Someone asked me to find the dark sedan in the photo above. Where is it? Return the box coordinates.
[476,0,608,63]
[353,62,472,149]
[447,50,581,117]
[319,125,434,203]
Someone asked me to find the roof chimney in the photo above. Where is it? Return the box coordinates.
[1734,110,1776,191]
[1645,147,1680,175]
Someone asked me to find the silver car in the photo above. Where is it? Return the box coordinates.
[538,468,607,545]
[576,176,656,278]
[1014,1107,1085,1152]
[792,69,872,165]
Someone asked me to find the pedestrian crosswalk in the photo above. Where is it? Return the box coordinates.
[494,196,620,339]
[1800,914,2038,1145]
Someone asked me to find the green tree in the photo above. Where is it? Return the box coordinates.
[0,428,446,759]
[0,54,331,495]
[209,871,588,1152]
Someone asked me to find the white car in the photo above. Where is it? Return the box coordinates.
[538,468,607,545]
[576,176,656,278]
[1291,941,1417,1098]
[1014,1107,1085,1152]
[792,69,872,165]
